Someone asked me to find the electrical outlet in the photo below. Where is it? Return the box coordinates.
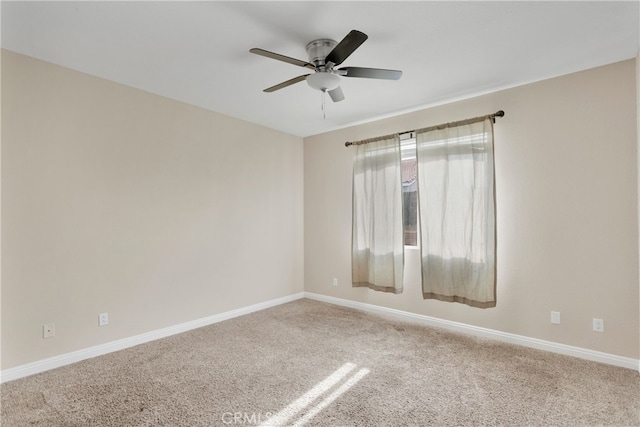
[332,278,338,287]
[593,318,604,332]
[550,311,560,324]
[99,312,109,326]
[43,323,55,338]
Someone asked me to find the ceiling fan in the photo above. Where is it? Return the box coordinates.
[250,30,402,102]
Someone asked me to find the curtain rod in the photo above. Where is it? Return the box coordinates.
[344,110,505,147]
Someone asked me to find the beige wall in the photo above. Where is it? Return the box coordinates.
[304,59,639,359]
[2,49,638,371]
[1,50,304,369]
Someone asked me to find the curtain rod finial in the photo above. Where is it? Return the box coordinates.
[492,110,505,123]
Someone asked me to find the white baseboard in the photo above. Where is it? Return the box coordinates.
[0,292,305,383]
[304,292,640,373]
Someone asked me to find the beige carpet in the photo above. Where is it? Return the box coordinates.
[2,299,639,426]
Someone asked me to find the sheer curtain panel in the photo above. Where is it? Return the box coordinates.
[416,117,496,308]
[352,135,404,294]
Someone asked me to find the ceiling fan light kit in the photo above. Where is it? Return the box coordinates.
[250,30,402,103]
[306,72,341,91]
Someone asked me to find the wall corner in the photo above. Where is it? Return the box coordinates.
[636,48,640,373]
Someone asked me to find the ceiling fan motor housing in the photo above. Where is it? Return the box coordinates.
[306,39,338,68]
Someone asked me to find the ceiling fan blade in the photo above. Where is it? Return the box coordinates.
[325,30,368,66]
[339,67,402,80]
[264,74,310,92]
[328,86,345,102]
[250,48,316,70]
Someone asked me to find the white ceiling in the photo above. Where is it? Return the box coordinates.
[2,1,639,137]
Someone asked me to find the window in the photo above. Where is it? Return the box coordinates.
[401,136,418,246]
[349,113,498,306]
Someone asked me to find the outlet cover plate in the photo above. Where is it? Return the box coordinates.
[593,318,604,332]
[99,313,109,326]
[43,323,55,338]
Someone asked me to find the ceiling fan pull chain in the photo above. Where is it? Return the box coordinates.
[322,90,326,120]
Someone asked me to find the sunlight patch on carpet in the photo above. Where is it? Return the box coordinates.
[261,362,370,427]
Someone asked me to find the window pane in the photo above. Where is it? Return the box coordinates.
[402,185,417,246]
[401,138,417,246]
